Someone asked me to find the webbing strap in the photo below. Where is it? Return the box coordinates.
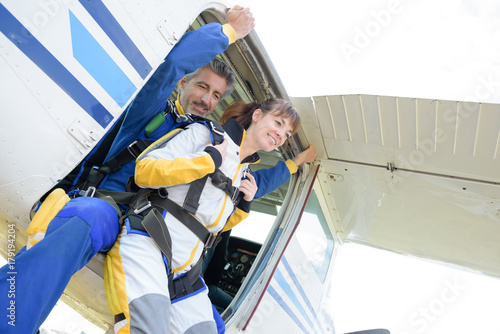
[148,193,214,247]
[183,176,208,215]
[140,209,173,272]
[86,139,153,189]
[126,209,204,303]
[169,259,205,301]
[211,169,240,204]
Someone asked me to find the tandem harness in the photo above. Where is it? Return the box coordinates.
[82,113,242,303]
[84,100,190,190]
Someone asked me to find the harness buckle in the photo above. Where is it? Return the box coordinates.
[209,121,225,137]
[231,188,240,204]
[158,187,169,199]
[80,186,96,198]
[134,201,151,215]
[204,233,217,249]
[127,141,141,159]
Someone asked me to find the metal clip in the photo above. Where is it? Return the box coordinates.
[210,121,225,137]
[80,186,96,198]
[204,233,217,249]
[158,188,168,198]
[134,201,151,215]
[127,141,140,158]
[231,189,240,203]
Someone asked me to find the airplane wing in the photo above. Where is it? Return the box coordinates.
[292,94,500,278]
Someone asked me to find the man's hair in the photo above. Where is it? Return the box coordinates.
[184,58,236,99]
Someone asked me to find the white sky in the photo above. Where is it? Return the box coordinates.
[248,0,500,103]
[247,0,500,333]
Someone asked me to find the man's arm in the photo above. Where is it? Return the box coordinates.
[105,6,254,160]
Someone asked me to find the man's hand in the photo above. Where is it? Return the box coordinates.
[226,6,255,40]
[293,145,317,166]
[239,173,257,202]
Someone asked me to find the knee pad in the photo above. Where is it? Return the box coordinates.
[27,188,70,249]
[56,197,120,254]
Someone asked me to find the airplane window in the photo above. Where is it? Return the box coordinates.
[296,190,334,283]
[231,210,277,244]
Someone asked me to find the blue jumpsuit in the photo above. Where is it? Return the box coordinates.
[0,23,294,334]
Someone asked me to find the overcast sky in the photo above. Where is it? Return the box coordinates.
[248,1,500,333]
[249,0,500,104]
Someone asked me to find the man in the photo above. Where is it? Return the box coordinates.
[0,7,255,334]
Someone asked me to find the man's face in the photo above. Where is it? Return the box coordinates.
[178,68,228,117]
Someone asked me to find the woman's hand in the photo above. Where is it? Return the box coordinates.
[207,139,228,163]
[293,144,317,166]
[239,172,257,202]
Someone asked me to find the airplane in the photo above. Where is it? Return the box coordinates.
[1,0,498,333]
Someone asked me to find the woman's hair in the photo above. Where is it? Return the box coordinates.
[219,98,301,133]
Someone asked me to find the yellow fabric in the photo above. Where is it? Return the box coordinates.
[135,126,217,188]
[104,233,130,333]
[222,24,237,45]
[223,208,250,232]
[172,239,201,273]
[175,96,185,115]
[205,195,229,229]
[27,188,70,246]
[135,154,215,188]
[286,159,298,174]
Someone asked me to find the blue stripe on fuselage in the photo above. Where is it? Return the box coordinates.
[0,3,113,129]
[78,0,152,79]
[267,285,309,334]
[69,10,136,108]
[274,268,315,330]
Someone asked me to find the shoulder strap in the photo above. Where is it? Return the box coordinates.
[176,115,225,145]
[84,100,180,190]
[85,139,154,189]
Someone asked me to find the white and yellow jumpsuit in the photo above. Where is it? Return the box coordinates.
[104,118,258,334]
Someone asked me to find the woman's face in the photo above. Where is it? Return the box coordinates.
[251,109,294,151]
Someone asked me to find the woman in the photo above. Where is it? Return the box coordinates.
[104,98,301,334]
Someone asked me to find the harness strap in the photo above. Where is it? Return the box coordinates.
[169,259,205,302]
[140,209,173,274]
[183,175,208,215]
[83,100,178,190]
[86,139,153,189]
[148,193,216,247]
[125,200,208,302]
[211,169,240,204]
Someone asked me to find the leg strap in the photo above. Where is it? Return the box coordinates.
[127,209,207,302]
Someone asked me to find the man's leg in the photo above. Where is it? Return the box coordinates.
[105,226,170,334]
[0,197,119,334]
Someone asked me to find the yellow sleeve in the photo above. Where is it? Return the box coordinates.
[222,24,237,45]
[222,208,250,232]
[285,159,298,174]
[135,125,218,188]
[135,154,215,188]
